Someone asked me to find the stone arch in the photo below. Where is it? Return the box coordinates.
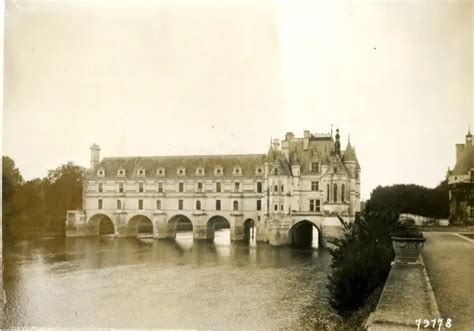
[243,218,256,240]
[127,214,153,237]
[206,215,231,241]
[87,213,115,236]
[288,220,322,248]
[167,214,194,239]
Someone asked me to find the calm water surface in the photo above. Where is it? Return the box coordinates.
[3,230,345,329]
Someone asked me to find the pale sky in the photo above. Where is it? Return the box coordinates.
[3,0,474,200]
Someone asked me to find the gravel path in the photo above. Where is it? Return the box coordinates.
[422,232,474,331]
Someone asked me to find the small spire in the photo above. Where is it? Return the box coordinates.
[348,134,351,144]
[331,124,333,137]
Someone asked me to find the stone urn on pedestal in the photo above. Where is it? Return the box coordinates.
[391,219,426,264]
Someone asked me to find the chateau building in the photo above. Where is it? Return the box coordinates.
[448,128,474,224]
[66,129,361,246]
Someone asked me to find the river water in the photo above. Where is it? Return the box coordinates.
[3,230,346,329]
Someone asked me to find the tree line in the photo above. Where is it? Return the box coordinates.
[2,156,85,241]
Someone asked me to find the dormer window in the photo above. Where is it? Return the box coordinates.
[137,168,146,177]
[97,168,105,177]
[311,161,320,173]
[274,168,279,175]
[196,167,205,176]
[117,168,125,177]
[233,166,242,175]
[157,168,165,176]
[334,167,338,174]
[214,166,223,175]
[177,167,186,176]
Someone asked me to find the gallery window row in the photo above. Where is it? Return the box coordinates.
[97,181,264,193]
[97,199,263,211]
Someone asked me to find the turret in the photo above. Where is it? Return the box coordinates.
[335,128,341,156]
[90,144,101,169]
[466,126,472,146]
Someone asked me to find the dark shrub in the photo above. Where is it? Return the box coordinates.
[327,207,400,313]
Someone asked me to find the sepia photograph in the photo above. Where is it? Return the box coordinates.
[2,0,474,330]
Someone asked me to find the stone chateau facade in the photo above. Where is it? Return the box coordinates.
[448,128,474,224]
[66,129,361,246]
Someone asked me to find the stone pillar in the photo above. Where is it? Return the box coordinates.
[192,213,209,240]
[256,216,269,242]
[230,214,244,241]
[153,213,171,239]
[115,212,129,237]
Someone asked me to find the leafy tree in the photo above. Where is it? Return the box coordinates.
[2,157,85,239]
[2,156,24,238]
[328,207,399,313]
[43,162,85,230]
[368,182,448,219]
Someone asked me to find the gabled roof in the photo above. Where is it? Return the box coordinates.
[89,154,266,179]
[452,144,474,175]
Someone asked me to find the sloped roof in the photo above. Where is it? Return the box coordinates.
[343,142,360,168]
[452,144,474,175]
[89,154,266,179]
[285,137,335,175]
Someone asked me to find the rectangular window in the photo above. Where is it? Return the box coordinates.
[311,162,319,173]
[98,183,103,193]
[216,200,221,211]
[156,200,161,210]
[280,204,284,211]
[178,199,183,210]
[116,200,121,210]
[119,182,124,193]
[280,185,284,193]
[310,199,321,212]
[257,182,263,193]
[334,167,338,174]
[138,199,143,210]
[274,185,278,192]
[311,181,319,191]
[197,182,203,192]
[158,182,163,193]
[139,182,144,193]
[216,182,221,193]
[234,182,240,192]
[274,204,278,211]
[98,199,103,209]
[179,182,184,193]
[256,199,262,211]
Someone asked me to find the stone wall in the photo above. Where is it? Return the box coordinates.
[366,256,440,330]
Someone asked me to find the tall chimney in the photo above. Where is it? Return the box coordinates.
[303,130,310,150]
[90,144,101,169]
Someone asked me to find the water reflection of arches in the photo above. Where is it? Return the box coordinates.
[167,214,194,241]
[288,220,321,248]
[207,215,230,242]
[127,214,153,237]
[243,218,255,241]
[87,214,115,236]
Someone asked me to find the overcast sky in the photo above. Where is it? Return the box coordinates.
[4,0,474,199]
